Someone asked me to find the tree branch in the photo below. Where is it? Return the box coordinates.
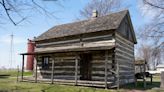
[0,0,17,25]
[143,0,164,9]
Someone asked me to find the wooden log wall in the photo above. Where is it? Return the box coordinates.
[91,51,115,82]
[34,31,117,87]
[37,53,80,80]
[35,31,114,49]
[36,51,115,82]
[115,32,135,85]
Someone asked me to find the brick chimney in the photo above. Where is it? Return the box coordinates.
[92,10,98,18]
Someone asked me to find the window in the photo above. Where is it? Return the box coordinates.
[42,56,49,69]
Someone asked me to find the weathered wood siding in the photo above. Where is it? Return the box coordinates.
[115,32,135,85]
[91,50,115,82]
[35,31,114,50]
[116,14,134,43]
[35,31,115,82]
[37,53,79,80]
[34,31,117,86]
[34,22,135,88]
[36,51,115,82]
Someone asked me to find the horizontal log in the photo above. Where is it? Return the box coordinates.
[116,58,134,65]
[53,68,77,71]
[53,52,77,57]
[83,40,115,47]
[38,70,80,74]
[115,53,133,61]
[119,71,134,75]
[92,66,105,69]
[116,43,134,54]
[91,76,115,81]
[36,39,80,47]
[54,56,77,60]
[91,73,113,77]
[116,40,134,50]
[92,67,114,71]
[53,76,80,80]
[83,34,113,42]
[83,34,112,40]
[54,60,76,63]
[54,62,75,66]
[54,66,78,69]
[37,66,79,69]
[115,48,134,58]
[119,65,134,70]
[92,59,113,63]
[115,33,134,46]
[92,63,105,66]
[119,75,134,80]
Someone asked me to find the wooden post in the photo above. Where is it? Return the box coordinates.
[35,56,38,83]
[21,55,24,81]
[105,51,108,89]
[17,65,19,82]
[75,56,78,85]
[150,74,153,84]
[160,72,164,88]
[135,77,137,87]
[143,64,146,88]
[116,54,120,90]
[51,58,55,84]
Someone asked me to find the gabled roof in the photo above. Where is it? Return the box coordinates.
[35,10,129,41]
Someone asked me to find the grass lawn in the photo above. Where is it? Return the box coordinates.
[0,70,32,77]
[0,70,164,92]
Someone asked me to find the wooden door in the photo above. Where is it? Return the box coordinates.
[80,53,92,80]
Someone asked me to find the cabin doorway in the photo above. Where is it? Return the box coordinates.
[80,53,92,80]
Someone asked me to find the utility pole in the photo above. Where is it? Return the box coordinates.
[9,33,14,69]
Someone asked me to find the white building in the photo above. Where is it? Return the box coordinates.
[156,65,164,73]
[148,65,164,74]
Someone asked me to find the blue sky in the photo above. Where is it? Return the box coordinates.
[0,0,147,69]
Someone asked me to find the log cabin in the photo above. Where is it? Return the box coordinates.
[20,10,137,89]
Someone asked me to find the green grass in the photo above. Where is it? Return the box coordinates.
[0,77,116,92]
[0,70,32,77]
[0,70,164,92]
[122,76,161,89]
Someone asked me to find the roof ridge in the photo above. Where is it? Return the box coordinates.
[49,9,128,28]
[35,9,129,41]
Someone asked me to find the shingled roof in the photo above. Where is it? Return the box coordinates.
[35,10,128,41]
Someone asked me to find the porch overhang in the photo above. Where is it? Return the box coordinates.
[20,45,115,55]
[19,44,115,89]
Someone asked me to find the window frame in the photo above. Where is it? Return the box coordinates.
[42,56,50,69]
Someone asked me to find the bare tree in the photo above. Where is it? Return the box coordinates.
[143,0,164,9]
[137,43,162,70]
[137,0,164,69]
[79,0,127,19]
[139,0,164,46]
[0,0,62,25]
[137,44,152,70]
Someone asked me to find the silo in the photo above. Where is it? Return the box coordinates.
[26,39,35,71]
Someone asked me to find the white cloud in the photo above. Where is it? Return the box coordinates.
[0,34,27,45]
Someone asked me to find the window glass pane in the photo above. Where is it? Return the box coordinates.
[42,56,49,69]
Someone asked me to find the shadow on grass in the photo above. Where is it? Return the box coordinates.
[121,81,160,90]
[0,85,33,92]
[0,74,10,78]
[40,86,56,92]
